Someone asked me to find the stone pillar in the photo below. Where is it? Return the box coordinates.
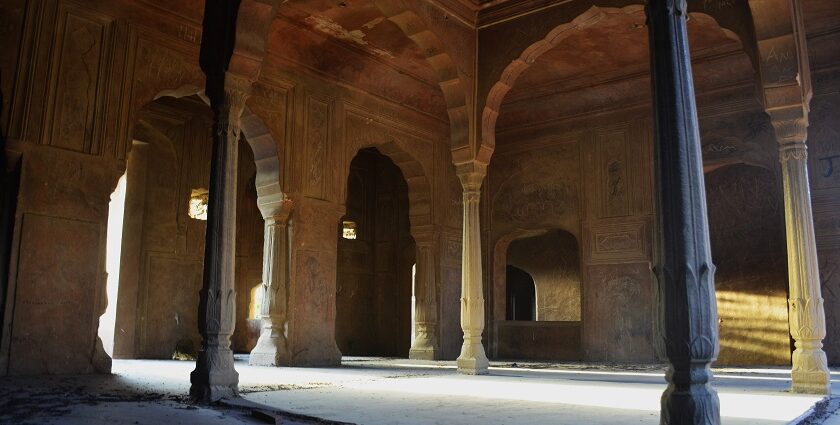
[190,72,250,402]
[456,163,489,375]
[771,112,831,394]
[646,0,721,423]
[250,197,293,366]
[409,235,440,360]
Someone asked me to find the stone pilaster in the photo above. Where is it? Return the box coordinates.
[646,0,721,423]
[190,72,250,402]
[250,197,293,366]
[456,163,489,375]
[771,110,831,394]
[409,235,440,360]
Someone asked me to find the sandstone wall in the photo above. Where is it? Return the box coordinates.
[0,0,456,373]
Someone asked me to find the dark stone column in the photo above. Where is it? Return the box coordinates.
[646,0,721,423]
[190,72,250,402]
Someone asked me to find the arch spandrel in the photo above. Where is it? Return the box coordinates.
[477,2,754,167]
[339,110,435,232]
[371,0,472,156]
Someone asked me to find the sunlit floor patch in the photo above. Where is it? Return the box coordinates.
[233,357,831,425]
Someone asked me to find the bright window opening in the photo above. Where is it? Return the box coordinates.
[188,188,209,220]
[342,220,357,240]
[249,284,264,320]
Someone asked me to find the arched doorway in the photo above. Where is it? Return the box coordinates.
[335,147,416,357]
[496,230,582,361]
[505,266,535,321]
[99,95,265,360]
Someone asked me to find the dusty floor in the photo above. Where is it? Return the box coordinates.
[0,356,836,425]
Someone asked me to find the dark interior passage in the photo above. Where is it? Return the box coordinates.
[336,148,415,357]
[505,266,536,321]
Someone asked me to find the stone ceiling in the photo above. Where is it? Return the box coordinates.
[275,0,440,87]
[129,0,839,131]
[493,8,754,133]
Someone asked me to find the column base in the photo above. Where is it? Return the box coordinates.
[791,347,831,395]
[409,331,439,361]
[456,342,489,375]
[791,369,831,395]
[249,344,291,367]
[791,373,831,395]
[409,347,439,361]
[190,348,239,402]
[661,383,720,425]
[249,327,291,367]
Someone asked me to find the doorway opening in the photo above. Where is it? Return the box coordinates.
[497,229,582,360]
[505,265,536,321]
[336,148,415,357]
[98,173,128,356]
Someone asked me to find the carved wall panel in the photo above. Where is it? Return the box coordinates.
[596,128,630,218]
[291,249,340,364]
[9,214,104,374]
[585,220,650,265]
[303,96,332,200]
[584,262,655,363]
[44,6,112,154]
[489,140,580,239]
[0,0,26,133]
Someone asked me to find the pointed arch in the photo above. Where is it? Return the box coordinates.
[372,0,469,151]
[340,138,433,235]
[481,5,742,155]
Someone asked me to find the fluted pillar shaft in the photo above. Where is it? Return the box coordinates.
[409,239,440,360]
[250,199,293,366]
[772,114,831,394]
[190,72,250,402]
[456,165,489,375]
[647,0,721,423]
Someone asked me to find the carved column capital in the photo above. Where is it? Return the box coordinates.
[412,229,437,250]
[768,104,809,148]
[455,161,487,193]
[262,197,293,226]
[779,143,808,163]
[222,73,252,115]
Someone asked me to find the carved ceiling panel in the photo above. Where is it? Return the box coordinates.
[275,0,438,85]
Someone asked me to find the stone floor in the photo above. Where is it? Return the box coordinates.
[0,356,836,425]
